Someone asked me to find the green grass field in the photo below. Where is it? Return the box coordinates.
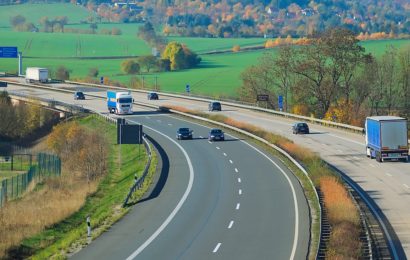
[0,3,409,97]
[0,3,93,28]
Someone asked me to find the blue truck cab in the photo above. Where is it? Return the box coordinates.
[107,91,134,115]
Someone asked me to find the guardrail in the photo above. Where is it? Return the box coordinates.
[8,91,90,114]
[64,80,365,133]
[123,134,152,207]
[4,79,328,258]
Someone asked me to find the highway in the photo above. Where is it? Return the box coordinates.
[5,80,410,258]
[5,83,310,259]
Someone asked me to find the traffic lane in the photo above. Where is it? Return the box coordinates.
[132,115,308,259]
[71,124,192,260]
[125,115,240,259]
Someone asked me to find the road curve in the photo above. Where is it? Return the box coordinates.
[5,84,310,259]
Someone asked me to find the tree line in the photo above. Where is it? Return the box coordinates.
[46,120,108,182]
[9,14,122,35]
[0,92,59,141]
[239,28,410,126]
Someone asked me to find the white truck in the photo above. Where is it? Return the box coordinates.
[107,91,134,115]
[25,67,49,83]
[365,116,409,162]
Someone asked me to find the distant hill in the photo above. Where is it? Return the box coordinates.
[1,0,409,37]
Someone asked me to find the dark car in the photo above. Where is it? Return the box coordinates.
[74,91,85,100]
[292,122,309,134]
[208,101,221,111]
[208,128,225,141]
[147,92,159,100]
[176,127,193,140]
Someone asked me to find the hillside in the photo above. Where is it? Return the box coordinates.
[1,1,409,37]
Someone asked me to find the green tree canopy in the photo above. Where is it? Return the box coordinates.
[161,42,201,71]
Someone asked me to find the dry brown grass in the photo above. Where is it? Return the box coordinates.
[320,176,361,258]
[168,105,362,258]
[0,174,98,258]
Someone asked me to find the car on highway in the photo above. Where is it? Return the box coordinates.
[147,92,159,100]
[74,91,85,100]
[208,128,225,141]
[292,122,309,134]
[208,101,221,111]
[176,127,193,140]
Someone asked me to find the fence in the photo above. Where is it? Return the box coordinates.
[0,153,61,207]
[0,154,32,172]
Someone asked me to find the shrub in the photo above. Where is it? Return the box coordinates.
[88,67,99,77]
[55,66,70,80]
[121,60,140,74]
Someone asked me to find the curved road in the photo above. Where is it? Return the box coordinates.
[6,80,410,257]
[5,84,310,259]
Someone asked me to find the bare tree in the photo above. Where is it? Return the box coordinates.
[398,45,410,117]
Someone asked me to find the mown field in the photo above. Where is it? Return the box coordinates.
[0,3,93,28]
[0,3,409,97]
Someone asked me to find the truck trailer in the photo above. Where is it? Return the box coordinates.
[25,67,49,83]
[365,116,409,162]
[107,91,133,115]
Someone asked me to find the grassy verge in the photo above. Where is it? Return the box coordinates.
[167,105,362,259]
[1,114,156,259]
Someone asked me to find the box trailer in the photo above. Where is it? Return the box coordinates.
[25,67,48,83]
[365,116,409,162]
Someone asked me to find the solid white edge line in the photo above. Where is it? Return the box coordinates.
[239,139,299,260]
[125,123,194,260]
[213,243,221,253]
[167,115,300,260]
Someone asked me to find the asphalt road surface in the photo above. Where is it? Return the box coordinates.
[5,83,310,259]
[6,80,410,258]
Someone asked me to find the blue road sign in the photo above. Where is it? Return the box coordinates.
[100,76,104,84]
[186,84,190,93]
[0,47,18,58]
[278,95,283,110]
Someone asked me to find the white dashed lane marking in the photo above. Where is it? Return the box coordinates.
[404,184,410,189]
[386,172,392,177]
[223,153,227,156]
[216,146,220,150]
[229,160,233,164]
[213,243,221,253]
[228,221,234,229]
[236,203,240,210]
[235,168,238,173]
[239,189,242,195]
[369,164,376,168]
[238,178,241,183]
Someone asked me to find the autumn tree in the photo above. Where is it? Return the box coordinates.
[9,15,26,28]
[137,55,158,72]
[55,66,70,80]
[121,59,140,74]
[161,42,201,70]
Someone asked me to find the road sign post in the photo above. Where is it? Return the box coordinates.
[256,94,269,108]
[278,95,283,112]
[186,84,190,95]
